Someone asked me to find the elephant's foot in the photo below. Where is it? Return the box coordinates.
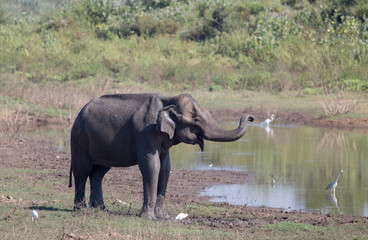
[155,207,171,220]
[89,201,107,211]
[139,209,157,220]
[154,195,171,219]
[73,200,87,211]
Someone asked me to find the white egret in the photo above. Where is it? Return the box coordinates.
[261,114,274,126]
[31,210,39,221]
[113,199,126,205]
[175,213,188,220]
[326,170,343,195]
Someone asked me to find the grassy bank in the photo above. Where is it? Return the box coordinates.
[0,0,367,102]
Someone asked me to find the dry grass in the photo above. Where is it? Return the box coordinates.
[1,74,367,126]
[317,86,362,117]
[0,104,30,134]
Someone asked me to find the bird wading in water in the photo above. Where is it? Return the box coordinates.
[326,170,343,195]
[261,113,274,126]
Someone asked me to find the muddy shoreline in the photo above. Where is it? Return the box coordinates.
[10,107,368,132]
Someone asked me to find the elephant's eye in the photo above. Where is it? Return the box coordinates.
[194,117,201,123]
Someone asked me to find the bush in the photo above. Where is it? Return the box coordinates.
[303,87,319,95]
[321,0,368,23]
[249,2,265,15]
[180,6,228,41]
[129,15,178,38]
[343,79,368,92]
[209,84,222,92]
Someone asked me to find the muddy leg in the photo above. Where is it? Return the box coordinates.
[138,151,160,220]
[155,151,171,219]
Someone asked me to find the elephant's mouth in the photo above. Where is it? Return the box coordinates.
[197,135,204,152]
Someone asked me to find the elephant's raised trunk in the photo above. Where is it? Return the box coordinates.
[202,114,254,142]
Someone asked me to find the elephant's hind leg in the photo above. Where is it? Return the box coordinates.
[72,153,91,210]
[73,169,89,210]
[89,165,111,210]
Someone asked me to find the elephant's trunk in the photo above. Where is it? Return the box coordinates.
[202,114,254,142]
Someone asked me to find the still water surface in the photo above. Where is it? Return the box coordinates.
[33,122,368,216]
[170,122,368,217]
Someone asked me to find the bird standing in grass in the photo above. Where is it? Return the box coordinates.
[31,210,39,221]
[175,213,188,220]
[326,170,343,195]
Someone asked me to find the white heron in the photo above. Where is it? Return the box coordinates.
[261,114,274,126]
[326,170,343,195]
[31,210,39,221]
[175,213,188,220]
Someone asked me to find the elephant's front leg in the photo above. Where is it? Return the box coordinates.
[155,151,171,219]
[137,150,160,220]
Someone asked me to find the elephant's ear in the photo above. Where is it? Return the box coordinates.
[156,105,177,139]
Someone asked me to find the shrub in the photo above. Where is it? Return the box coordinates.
[209,84,222,92]
[180,6,228,41]
[303,87,319,95]
[249,2,265,15]
[343,79,368,92]
[321,0,368,23]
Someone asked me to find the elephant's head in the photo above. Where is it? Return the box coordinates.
[157,94,254,151]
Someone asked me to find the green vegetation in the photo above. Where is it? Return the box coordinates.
[0,0,367,101]
[262,221,319,232]
[0,0,367,119]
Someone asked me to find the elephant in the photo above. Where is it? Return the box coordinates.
[68,93,254,220]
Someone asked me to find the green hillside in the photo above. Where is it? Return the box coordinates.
[0,0,367,115]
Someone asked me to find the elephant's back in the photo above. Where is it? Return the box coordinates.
[71,94,147,166]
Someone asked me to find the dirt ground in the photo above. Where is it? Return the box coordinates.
[1,108,368,231]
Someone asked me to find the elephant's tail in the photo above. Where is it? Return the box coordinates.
[68,165,72,188]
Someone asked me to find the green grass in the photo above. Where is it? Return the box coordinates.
[261,222,368,240]
[262,221,319,232]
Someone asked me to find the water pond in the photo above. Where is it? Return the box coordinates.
[170,122,368,217]
[31,122,368,216]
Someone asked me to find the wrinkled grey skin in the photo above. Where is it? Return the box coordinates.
[69,93,254,220]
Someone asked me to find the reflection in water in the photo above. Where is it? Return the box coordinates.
[262,125,273,137]
[326,193,341,214]
[199,182,304,211]
[271,174,276,188]
[318,131,357,156]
